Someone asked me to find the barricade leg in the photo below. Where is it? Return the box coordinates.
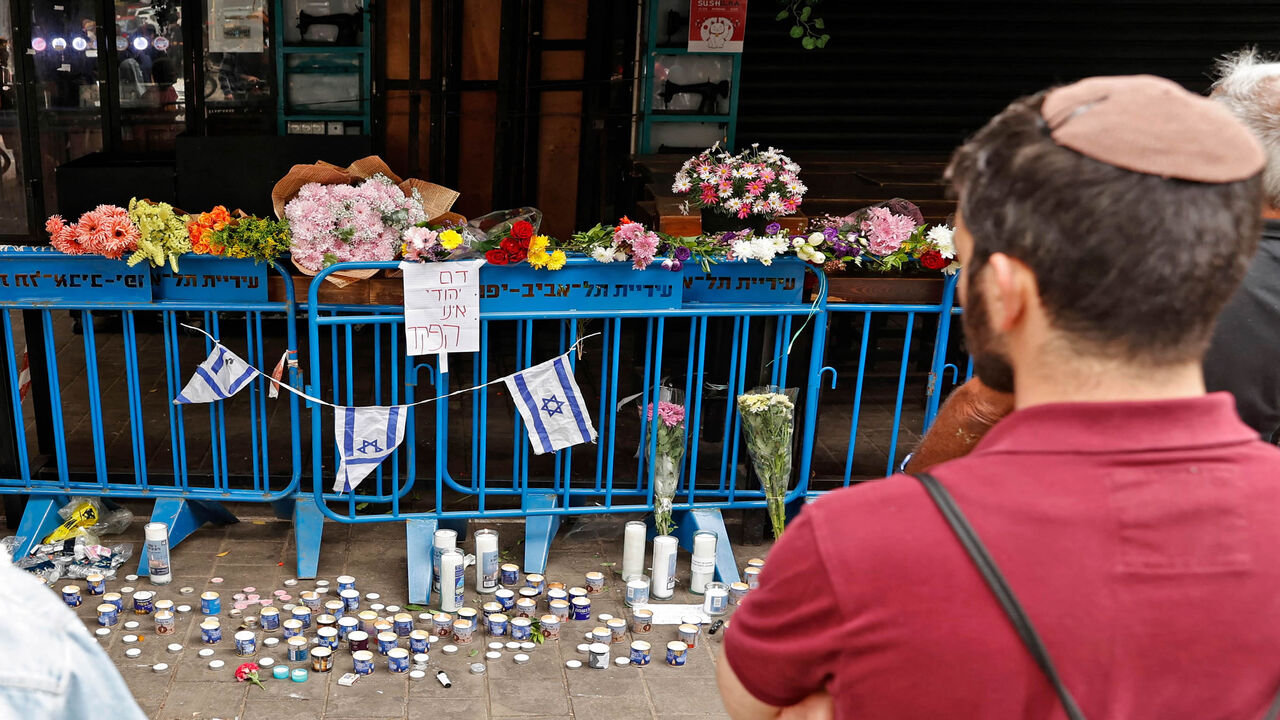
[292,499,325,580]
[138,499,239,576]
[675,508,741,584]
[13,495,70,560]
[522,492,561,575]
[405,516,469,606]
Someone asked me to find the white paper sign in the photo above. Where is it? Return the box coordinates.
[401,259,483,358]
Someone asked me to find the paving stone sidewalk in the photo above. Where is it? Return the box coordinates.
[67,512,772,719]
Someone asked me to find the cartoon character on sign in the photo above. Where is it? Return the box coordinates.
[699,16,735,49]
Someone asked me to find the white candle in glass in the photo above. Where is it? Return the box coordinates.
[688,530,716,594]
[439,548,464,612]
[474,529,499,594]
[622,521,646,581]
[650,536,678,600]
[433,529,457,593]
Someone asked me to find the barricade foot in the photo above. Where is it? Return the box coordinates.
[406,518,437,606]
[522,492,561,575]
[138,499,239,576]
[13,495,70,560]
[674,508,741,585]
[405,517,468,606]
[292,499,325,580]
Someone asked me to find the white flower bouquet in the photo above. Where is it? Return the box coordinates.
[737,386,797,539]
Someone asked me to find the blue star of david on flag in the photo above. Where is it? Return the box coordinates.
[333,405,409,493]
[173,344,259,404]
[505,355,597,455]
[540,395,565,416]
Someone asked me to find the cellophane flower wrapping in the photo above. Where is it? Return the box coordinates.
[645,388,687,536]
[736,386,797,539]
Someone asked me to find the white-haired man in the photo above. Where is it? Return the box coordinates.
[1204,47,1280,442]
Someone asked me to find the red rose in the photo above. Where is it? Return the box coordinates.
[511,220,534,241]
[509,248,528,263]
[500,237,521,255]
[518,236,531,250]
[485,248,510,265]
[920,250,950,270]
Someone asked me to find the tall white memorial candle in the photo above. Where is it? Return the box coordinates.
[622,521,646,581]
[475,529,499,594]
[440,548,465,612]
[144,522,172,586]
[688,530,716,595]
[650,536,678,600]
[433,529,458,593]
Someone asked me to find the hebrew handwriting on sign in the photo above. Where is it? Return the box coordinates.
[401,259,484,357]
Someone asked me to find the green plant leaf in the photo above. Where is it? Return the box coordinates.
[813,18,825,29]
[776,9,789,20]
[800,5,811,20]
[816,34,830,48]
[403,604,427,611]
[802,36,816,49]
[789,24,804,38]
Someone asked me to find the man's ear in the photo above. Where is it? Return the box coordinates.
[983,252,1036,332]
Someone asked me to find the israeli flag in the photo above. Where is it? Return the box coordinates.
[333,405,409,493]
[174,345,259,405]
[504,355,597,455]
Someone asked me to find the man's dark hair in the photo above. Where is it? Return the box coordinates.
[946,91,1263,364]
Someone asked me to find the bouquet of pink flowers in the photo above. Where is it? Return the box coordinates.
[671,143,806,220]
[645,393,687,536]
[810,199,959,275]
[46,205,140,259]
[568,217,665,270]
[271,155,459,286]
[285,174,427,272]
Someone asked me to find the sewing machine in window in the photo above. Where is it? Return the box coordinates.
[659,80,730,115]
[297,8,363,45]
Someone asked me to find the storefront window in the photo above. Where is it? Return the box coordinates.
[114,0,185,151]
[0,0,23,234]
[204,0,275,133]
[29,0,103,217]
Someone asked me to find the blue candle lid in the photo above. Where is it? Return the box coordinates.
[272,665,290,679]
[291,668,309,683]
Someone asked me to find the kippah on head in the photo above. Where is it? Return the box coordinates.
[1042,74,1265,183]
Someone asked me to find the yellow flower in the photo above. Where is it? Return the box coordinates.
[530,235,550,254]
[528,249,550,269]
[547,250,567,270]
[440,229,463,250]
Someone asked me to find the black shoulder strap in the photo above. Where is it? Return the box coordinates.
[914,473,1280,720]
[913,472,1088,720]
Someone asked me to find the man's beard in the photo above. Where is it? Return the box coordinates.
[963,279,1016,394]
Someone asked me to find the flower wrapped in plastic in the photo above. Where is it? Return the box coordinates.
[271,155,459,286]
[645,389,687,536]
[736,386,797,539]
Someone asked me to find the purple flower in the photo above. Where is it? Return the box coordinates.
[674,246,692,261]
[765,222,782,235]
[721,232,738,243]
[661,257,684,272]
[831,240,851,256]
[822,226,838,241]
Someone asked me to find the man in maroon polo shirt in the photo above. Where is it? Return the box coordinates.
[718,75,1280,719]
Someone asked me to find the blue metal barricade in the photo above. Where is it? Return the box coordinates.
[0,250,314,575]
[305,257,829,603]
[813,272,962,487]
